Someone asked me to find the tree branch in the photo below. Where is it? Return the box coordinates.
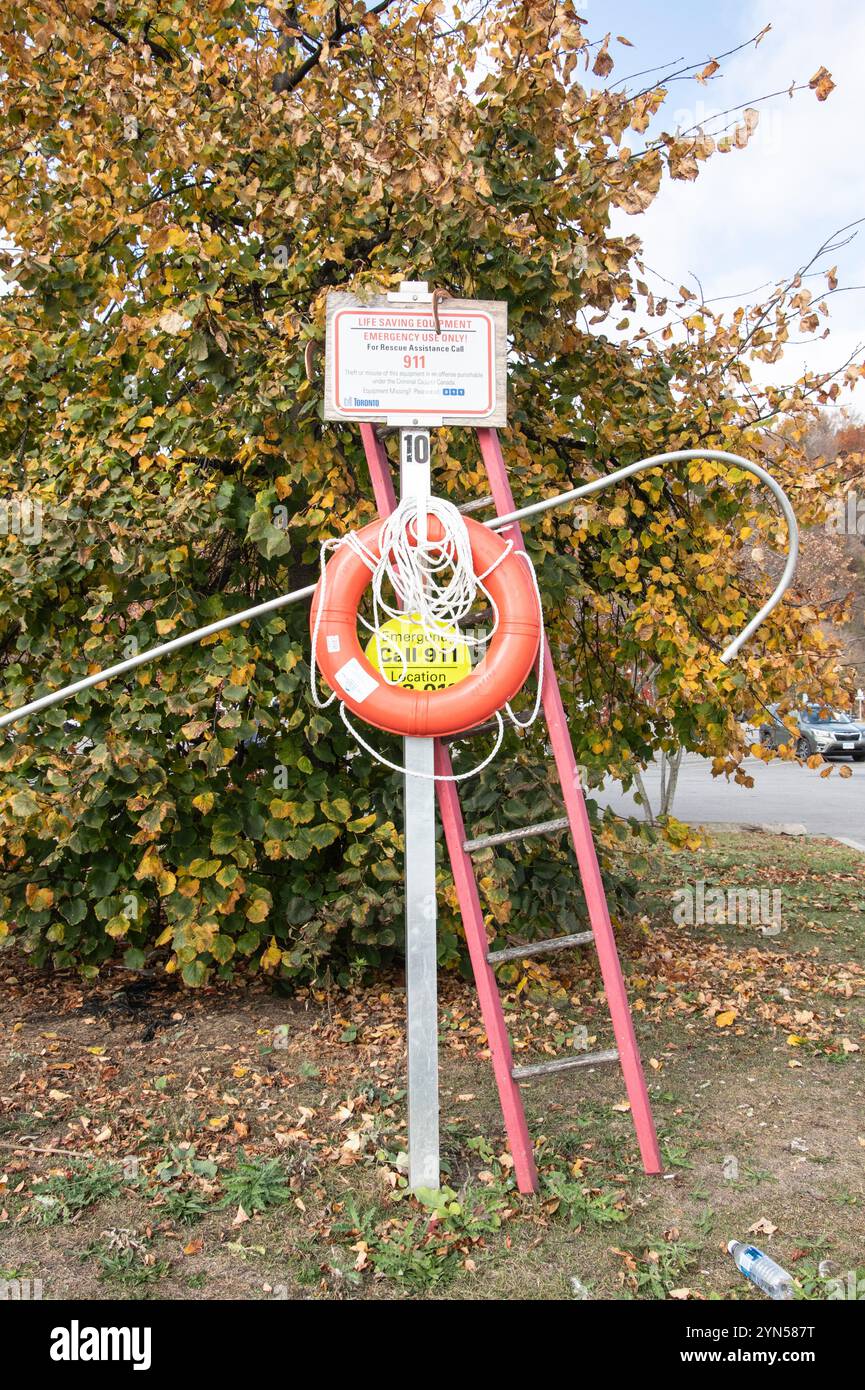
[272,0,398,94]
[91,14,175,66]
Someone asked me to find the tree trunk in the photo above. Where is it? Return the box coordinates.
[659,747,683,818]
[632,766,655,826]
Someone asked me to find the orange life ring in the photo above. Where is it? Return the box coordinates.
[310,515,541,737]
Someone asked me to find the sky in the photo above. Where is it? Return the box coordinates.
[585,0,865,405]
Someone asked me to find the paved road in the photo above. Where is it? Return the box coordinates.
[594,753,865,846]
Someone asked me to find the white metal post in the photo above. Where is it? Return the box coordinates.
[399,424,440,1191]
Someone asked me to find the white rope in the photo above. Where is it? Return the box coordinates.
[505,550,545,730]
[309,497,545,781]
[309,535,344,711]
[341,706,507,782]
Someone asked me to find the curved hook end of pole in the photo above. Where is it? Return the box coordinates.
[630,450,799,671]
[719,625,757,664]
[488,448,799,668]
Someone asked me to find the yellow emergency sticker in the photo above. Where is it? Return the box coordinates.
[365,614,472,690]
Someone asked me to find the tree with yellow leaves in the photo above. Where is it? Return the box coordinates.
[0,2,858,980]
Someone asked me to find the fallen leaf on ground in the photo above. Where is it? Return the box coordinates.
[748,1218,778,1237]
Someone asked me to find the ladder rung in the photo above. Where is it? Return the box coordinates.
[463,815,569,853]
[512,1049,619,1081]
[487,930,593,965]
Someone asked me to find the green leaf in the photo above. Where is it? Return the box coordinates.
[307,823,340,850]
[181,960,208,987]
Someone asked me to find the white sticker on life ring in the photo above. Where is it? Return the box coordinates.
[326,634,341,653]
[334,657,379,704]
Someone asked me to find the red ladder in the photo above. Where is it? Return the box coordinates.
[360,423,662,1194]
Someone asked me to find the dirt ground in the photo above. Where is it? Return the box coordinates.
[1,833,863,1301]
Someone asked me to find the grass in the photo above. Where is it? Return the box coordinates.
[29,1162,125,1226]
[220,1157,292,1214]
[81,1238,172,1293]
[0,831,862,1300]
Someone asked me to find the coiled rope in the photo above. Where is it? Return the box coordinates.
[310,496,545,781]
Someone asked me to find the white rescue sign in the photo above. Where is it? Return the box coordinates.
[324,293,507,426]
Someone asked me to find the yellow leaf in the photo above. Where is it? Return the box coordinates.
[261,936,282,969]
[156,869,177,897]
[715,1010,736,1028]
[136,851,159,880]
[26,885,54,911]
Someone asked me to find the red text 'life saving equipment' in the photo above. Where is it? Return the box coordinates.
[310,514,541,738]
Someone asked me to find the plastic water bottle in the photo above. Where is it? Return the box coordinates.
[728,1240,794,1300]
